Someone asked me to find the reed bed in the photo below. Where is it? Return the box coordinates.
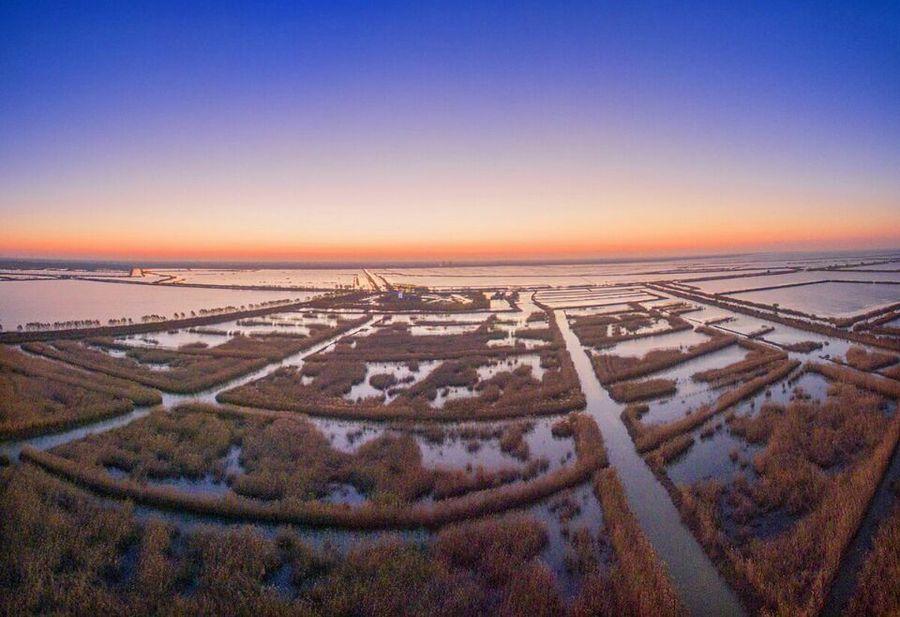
[844,502,900,616]
[51,405,547,504]
[691,346,786,388]
[329,290,492,313]
[607,378,677,403]
[23,340,269,393]
[882,364,900,380]
[589,328,737,385]
[677,377,900,616]
[21,315,369,394]
[0,367,134,440]
[843,345,898,372]
[326,317,547,361]
[645,434,696,472]
[218,354,585,422]
[627,359,799,453]
[572,468,686,616]
[781,340,824,352]
[23,409,606,530]
[219,311,584,422]
[0,345,160,405]
[807,362,900,399]
[0,463,594,615]
[570,311,692,350]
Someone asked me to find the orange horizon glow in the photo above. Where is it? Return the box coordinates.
[3,224,897,263]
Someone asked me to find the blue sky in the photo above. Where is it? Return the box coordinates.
[1,1,898,259]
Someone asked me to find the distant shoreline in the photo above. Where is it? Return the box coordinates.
[0,248,898,273]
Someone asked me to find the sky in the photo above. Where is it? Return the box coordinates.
[1,1,898,262]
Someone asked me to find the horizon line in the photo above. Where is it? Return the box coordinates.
[1,247,898,271]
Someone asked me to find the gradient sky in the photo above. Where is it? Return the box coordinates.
[1,1,898,261]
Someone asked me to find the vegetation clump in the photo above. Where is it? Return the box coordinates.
[781,341,823,353]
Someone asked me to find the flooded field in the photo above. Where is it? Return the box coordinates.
[727,281,899,318]
[1,252,898,616]
[0,279,317,331]
[151,268,366,289]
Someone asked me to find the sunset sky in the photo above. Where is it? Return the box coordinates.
[1,2,898,262]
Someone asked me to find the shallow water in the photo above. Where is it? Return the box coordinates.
[667,426,761,486]
[528,481,606,598]
[687,270,900,295]
[118,329,231,349]
[730,371,830,417]
[596,327,711,357]
[150,267,366,289]
[372,252,895,289]
[631,346,747,425]
[536,289,660,309]
[0,278,316,331]
[727,281,899,318]
[343,359,442,403]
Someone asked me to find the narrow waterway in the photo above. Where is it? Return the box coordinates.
[555,309,745,616]
[0,317,379,461]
